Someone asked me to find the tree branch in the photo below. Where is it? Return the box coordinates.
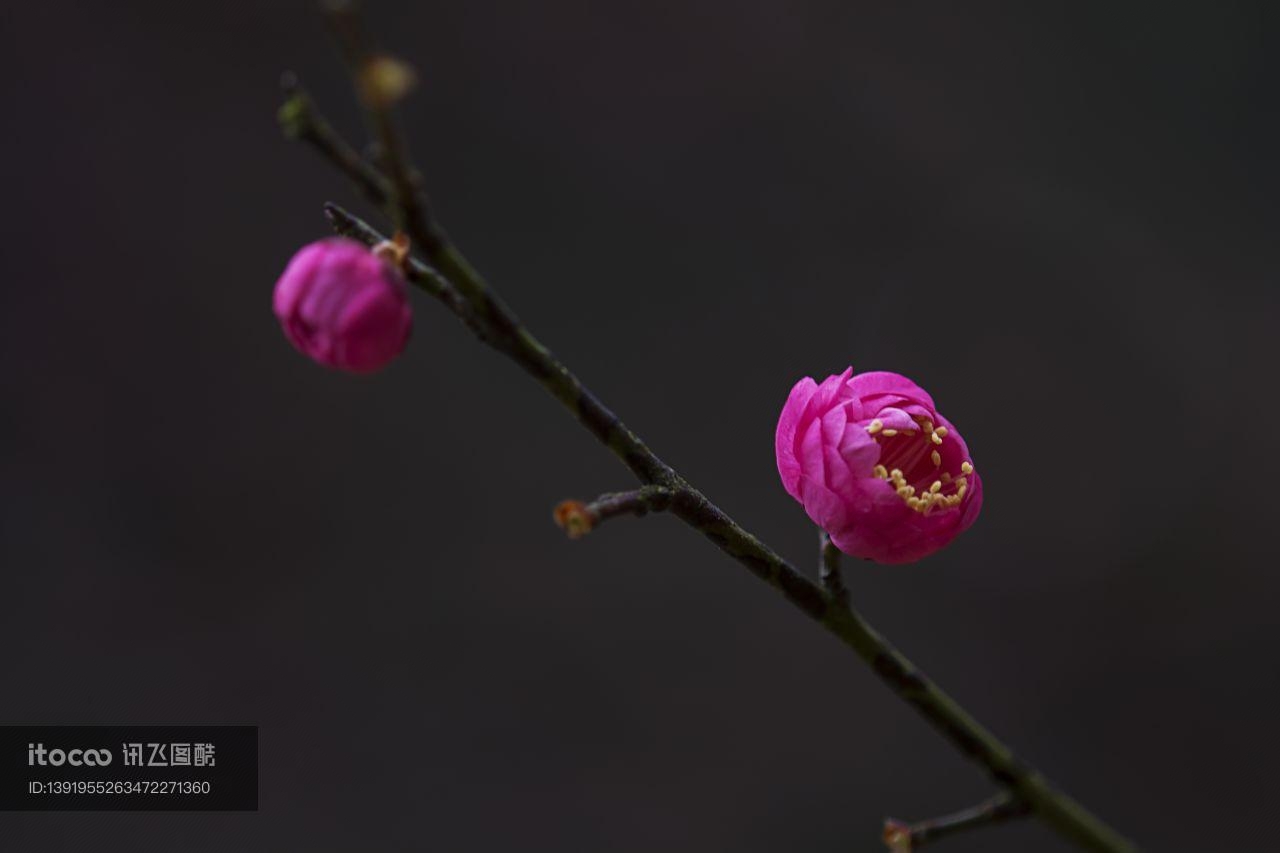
[883,792,1031,850]
[317,202,1132,853]
[279,41,1136,853]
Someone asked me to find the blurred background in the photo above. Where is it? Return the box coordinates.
[2,1,1277,850]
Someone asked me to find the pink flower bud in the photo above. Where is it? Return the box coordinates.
[273,238,413,373]
[775,368,983,564]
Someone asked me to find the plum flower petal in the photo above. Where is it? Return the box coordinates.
[776,377,818,500]
[774,368,982,565]
[848,371,935,409]
[273,238,413,373]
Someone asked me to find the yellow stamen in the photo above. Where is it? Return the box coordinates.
[930,431,943,445]
[873,465,888,479]
[930,480,942,494]
[866,419,883,435]
[961,461,974,475]
[931,450,942,467]
[935,426,948,438]
[882,428,898,437]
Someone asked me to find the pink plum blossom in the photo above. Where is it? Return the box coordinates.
[273,238,412,373]
[775,368,982,564]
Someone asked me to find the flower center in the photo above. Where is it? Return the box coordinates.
[866,415,972,515]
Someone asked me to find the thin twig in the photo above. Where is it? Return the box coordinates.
[324,1,479,308]
[278,73,389,208]
[818,529,849,607]
[324,5,426,231]
[553,486,677,539]
[883,791,1031,850]
[279,28,1136,853]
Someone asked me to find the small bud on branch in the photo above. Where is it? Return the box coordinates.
[553,501,593,539]
[882,820,914,851]
[358,55,415,107]
[371,231,411,269]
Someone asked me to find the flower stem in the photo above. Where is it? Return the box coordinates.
[818,529,850,607]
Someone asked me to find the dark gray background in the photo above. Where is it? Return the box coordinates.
[2,1,1277,850]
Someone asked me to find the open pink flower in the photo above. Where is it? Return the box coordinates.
[273,238,413,373]
[775,368,982,564]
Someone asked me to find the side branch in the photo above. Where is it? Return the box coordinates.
[278,75,389,208]
[883,792,1031,850]
[325,1,486,312]
[553,486,676,539]
[324,3,428,234]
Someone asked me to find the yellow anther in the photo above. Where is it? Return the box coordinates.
[882,428,898,437]
[935,426,948,438]
[885,463,970,514]
[931,450,942,467]
[873,465,888,479]
[961,461,974,475]
[866,419,883,434]
[930,431,943,445]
